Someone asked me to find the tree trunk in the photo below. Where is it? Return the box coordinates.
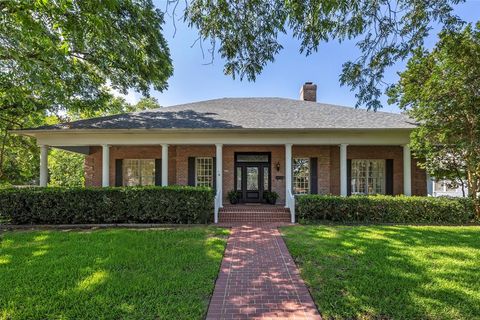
[467,170,480,219]
[0,127,9,179]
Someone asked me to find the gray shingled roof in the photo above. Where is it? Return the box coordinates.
[33,97,416,130]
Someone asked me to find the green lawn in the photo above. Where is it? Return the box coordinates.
[0,227,228,320]
[281,225,480,320]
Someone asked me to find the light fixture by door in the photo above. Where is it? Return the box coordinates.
[275,161,281,172]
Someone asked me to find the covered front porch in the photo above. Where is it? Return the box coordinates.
[35,131,420,223]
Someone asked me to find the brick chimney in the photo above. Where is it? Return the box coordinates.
[299,82,317,102]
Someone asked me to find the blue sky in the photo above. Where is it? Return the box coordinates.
[125,1,480,113]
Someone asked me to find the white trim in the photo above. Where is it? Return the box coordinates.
[427,174,433,196]
[102,145,110,187]
[292,157,310,195]
[161,144,168,186]
[39,145,49,187]
[194,157,214,187]
[215,144,223,223]
[340,144,348,196]
[285,143,293,208]
[31,130,411,147]
[12,127,415,136]
[403,144,412,196]
[285,144,296,223]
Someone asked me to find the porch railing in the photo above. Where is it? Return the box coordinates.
[214,189,222,224]
[286,188,295,223]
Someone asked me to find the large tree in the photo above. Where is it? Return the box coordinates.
[183,0,464,110]
[0,0,172,184]
[388,23,480,217]
[1,0,172,122]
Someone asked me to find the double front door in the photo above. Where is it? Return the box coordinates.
[235,153,271,203]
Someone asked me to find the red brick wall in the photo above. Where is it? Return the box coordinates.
[223,145,285,204]
[329,145,426,196]
[292,146,331,194]
[84,145,172,187]
[175,145,215,185]
[84,144,427,198]
[84,146,101,187]
[412,158,427,196]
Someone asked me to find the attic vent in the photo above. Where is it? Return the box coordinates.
[299,82,317,102]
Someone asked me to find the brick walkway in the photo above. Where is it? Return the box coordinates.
[206,225,321,320]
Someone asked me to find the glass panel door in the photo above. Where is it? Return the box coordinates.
[245,166,260,201]
[234,152,271,203]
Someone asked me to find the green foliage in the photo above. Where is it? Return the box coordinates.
[66,96,162,120]
[0,186,214,224]
[227,190,239,203]
[0,0,171,186]
[184,0,463,109]
[0,113,52,185]
[48,149,85,187]
[0,97,162,186]
[296,195,475,224]
[388,23,480,217]
[282,225,480,319]
[263,190,279,204]
[1,0,172,121]
[0,228,227,319]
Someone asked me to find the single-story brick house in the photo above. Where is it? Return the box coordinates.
[14,83,426,223]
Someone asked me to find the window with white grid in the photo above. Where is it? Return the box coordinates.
[351,159,385,195]
[123,159,155,186]
[293,158,310,195]
[195,157,213,188]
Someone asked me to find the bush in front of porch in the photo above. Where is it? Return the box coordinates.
[297,195,476,224]
[0,186,214,224]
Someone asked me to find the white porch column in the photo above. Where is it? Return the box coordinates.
[102,144,110,187]
[215,143,223,206]
[403,144,412,196]
[161,144,168,186]
[39,145,49,187]
[285,143,293,208]
[426,173,433,196]
[340,144,348,196]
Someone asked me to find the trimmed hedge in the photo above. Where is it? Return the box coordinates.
[297,195,476,224]
[0,186,214,224]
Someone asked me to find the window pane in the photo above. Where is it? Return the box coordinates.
[264,166,269,190]
[236,155,269,162]
[246,167,259,190]
[293,158,310,195]
[351,160,385,195]
[123,159,139,186]
[139,159,155,186]
[123,159,155,186]
[236,167,242,191]
[196,157,213,187]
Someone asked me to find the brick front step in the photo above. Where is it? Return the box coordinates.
[219,205,291,223]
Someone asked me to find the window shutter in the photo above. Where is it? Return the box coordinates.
[347,159,352,196]
[188,157,196,186]
[115,159,123,187]
[310,157,318,194]
[155,159,162,186]
[212,157,217,191]
[386,159,394,195]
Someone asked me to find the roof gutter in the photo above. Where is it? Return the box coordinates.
[10,127,416,137]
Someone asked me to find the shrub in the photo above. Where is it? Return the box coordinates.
[297,195,476,224]
[0,186,214,224]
